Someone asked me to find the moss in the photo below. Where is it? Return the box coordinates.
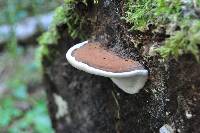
[37,6,66,60]
[157,20,200,61]
[37,0,100,67]
[38,30,59,47]
[63,1,87,40]
[123,0,181,31]
[37,0,95,60]
[38,6,66,46]
[123,0,200,61]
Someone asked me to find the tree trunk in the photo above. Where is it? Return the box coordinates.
[42,1,200,133]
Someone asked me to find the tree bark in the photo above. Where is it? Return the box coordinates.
[42,1,200,133]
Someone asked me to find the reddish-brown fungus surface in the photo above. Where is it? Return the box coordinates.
[72,42,143,72]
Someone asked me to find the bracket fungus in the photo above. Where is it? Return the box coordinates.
[66,41,148,94]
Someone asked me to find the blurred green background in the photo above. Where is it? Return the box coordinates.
[0,0,62,132]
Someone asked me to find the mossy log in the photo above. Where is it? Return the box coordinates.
[42,1,200,133]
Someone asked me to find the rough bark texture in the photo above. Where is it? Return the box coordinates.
[43,1,200,133]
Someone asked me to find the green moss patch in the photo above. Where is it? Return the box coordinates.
[157,20,200,61]
[123,0,200,61]
[38,0,99,58]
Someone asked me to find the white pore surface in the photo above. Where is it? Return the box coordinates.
[66,41,148,94]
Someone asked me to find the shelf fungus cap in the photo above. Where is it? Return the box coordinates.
[66,41,148,94]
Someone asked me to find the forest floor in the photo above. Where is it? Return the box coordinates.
[0,46,54,132]
[0,0,63,132]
